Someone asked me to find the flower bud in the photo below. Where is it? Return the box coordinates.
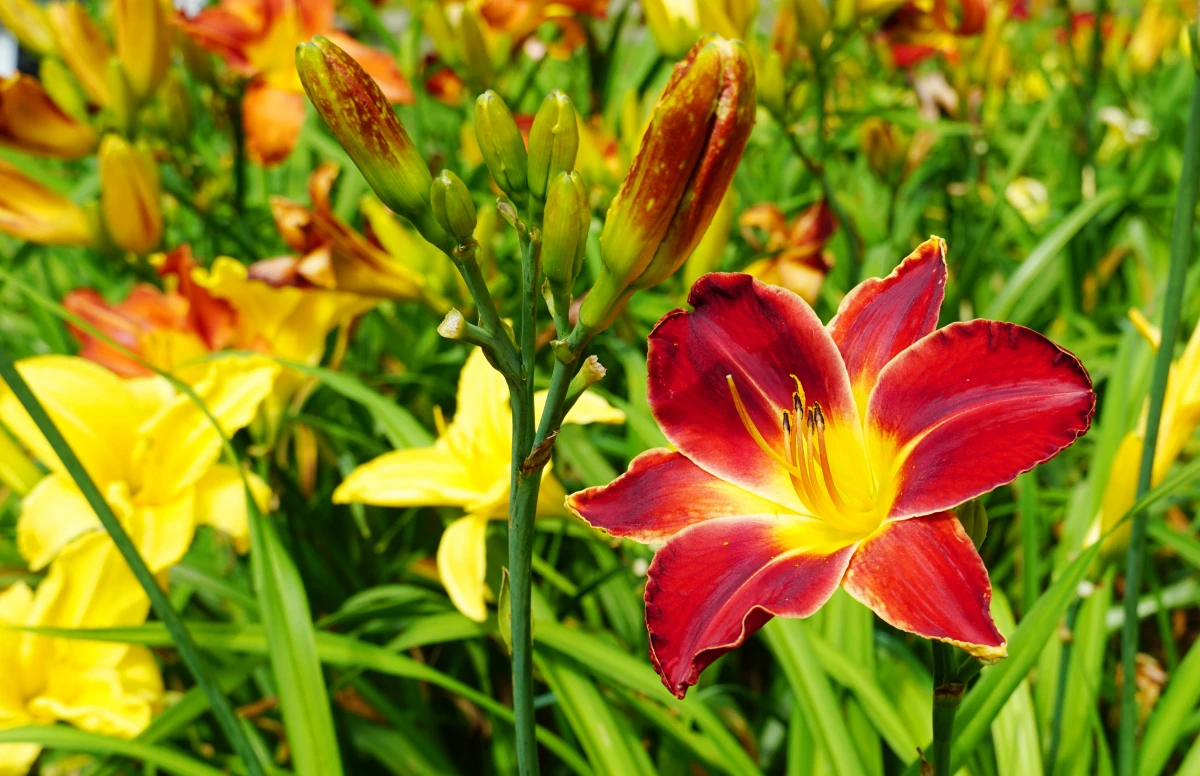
[296,36,446,249]
[958,499,988,551]
[114,0,170,102]
[99,134,162,254]
[47,2,113,107]
[579,36,754,332]
[475,90,528,200]
[0,74,97,159]
[861,117,909,183]
[105,57,138,136]
[755,48,786,116]
[459,6,492,92]
[38,58,88,122]
[160,70,193,145]
[793,0,829,50]
[0,158,93,246]
[527,90,579,202]
[0,0,56,56]
[542,171,589,297]
[431,170,477,246]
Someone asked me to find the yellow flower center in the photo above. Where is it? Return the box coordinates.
[728,375,889,536]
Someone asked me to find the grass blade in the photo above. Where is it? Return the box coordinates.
[0,726,228,776]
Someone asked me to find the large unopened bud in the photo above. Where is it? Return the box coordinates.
[527,91,579,202]
[47,2,113,107]
[542,171,589,298]
[0,0,56,56]
[99,134,162,254]
[580,35,755,331]
[475,91,528,201]
[296,36,447,250]
[114,0,170,102]
[431,170,477,246]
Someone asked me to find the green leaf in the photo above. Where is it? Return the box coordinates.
[1138,634,1200,776]
[761,619,867,776]
[246,501,345,776]
[0,726,228,776]
[989,590,1043,776]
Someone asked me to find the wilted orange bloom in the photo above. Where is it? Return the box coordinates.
[267,162,441,306]
[0,74,97,159]
[65,245,235,378]
[740,201,836,304]
[0,159,93,246]
[176,0,413,165]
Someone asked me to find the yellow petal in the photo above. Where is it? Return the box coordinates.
[22,533,152,697]
[99,134,162,254]
[443,349,512,473]
[274,289,375,366]
[124,491,196,573]
[0,74,98,159]
[191,258,302,351]
[0,742,41,776]
[194,465,271,554]
[132,356,278,503]
[0,582,34,715]
[46,1,111,106]
[436,513,491,622]
[29,642,161,740]
[333,441,485,507]
[0,355,143,487]
[17,472,99,571]
[539,389,626,427]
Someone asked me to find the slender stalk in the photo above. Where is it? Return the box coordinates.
[0,344,268,776]
[1045,598,1082,775]
[1118,65,1200,776]
[931,642,964,776]
[454,243,520,377]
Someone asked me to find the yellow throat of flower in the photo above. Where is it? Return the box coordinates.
[727,375,889,536]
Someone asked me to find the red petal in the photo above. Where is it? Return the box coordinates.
[567,449,785,542]
[645,515,856,698]
[648,273,857,510]
[842,511,1005,660]
[828,237,946,405]
[869,321,1094,519]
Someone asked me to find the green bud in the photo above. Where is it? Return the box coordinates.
[475,90,528,200]
[39,58,88,122]
[105,56,136,135]
[527,90,579,202]
[958,499,988,551]
[430,170,477,246]
[542,171,588,296]
[160,69,193,145]
[296,36,448,250]
[459,7,492,92]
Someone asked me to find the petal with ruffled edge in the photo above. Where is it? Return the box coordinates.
[568,449,787,542]
[17,473,99,571]
[648,273,858,511]
[31,641,162,739]
[869,321,1095,519]
[436,513,491,622]
[842,511,1005,660]
[0,356,144,487]
[645,514,860,698]
[827,237,946,414]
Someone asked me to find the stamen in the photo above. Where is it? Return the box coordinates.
[726,376,807,477]
[789,374,806,410]
[812,404,848,511]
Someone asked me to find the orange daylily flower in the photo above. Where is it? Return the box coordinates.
[479,0,607,58]
[569,239,1095,698]
[267,163,443,307]
[176,0,413,165]
[740,200,835,304]
[0,74,97,159]
[879,0,990,68]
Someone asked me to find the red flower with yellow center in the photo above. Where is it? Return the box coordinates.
[568,237,1095,699]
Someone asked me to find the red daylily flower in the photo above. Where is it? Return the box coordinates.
[176,0,412,165]
[880,0,989,68]
[568,238,1095,698]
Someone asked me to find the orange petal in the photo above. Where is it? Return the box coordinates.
[242,81,307,166]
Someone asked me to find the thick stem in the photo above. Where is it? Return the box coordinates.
[455,243,521,378]
[931,642,964,776]
[1118,66,1200,776]
[508,377,539,776]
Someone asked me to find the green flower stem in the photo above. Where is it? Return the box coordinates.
[0,344,268,776]
[931,642,965,776]
[454,242,520,378]
[1119,60,1200,776]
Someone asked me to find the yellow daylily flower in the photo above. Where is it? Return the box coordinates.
[0,532,162,774]
[0,355,277,577]
[99,134,163,255]
[333,349,625,621]
[642,0,757,57]
[0,159,93,247]
[46,1,112,107]
[1093,310,1200,555]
